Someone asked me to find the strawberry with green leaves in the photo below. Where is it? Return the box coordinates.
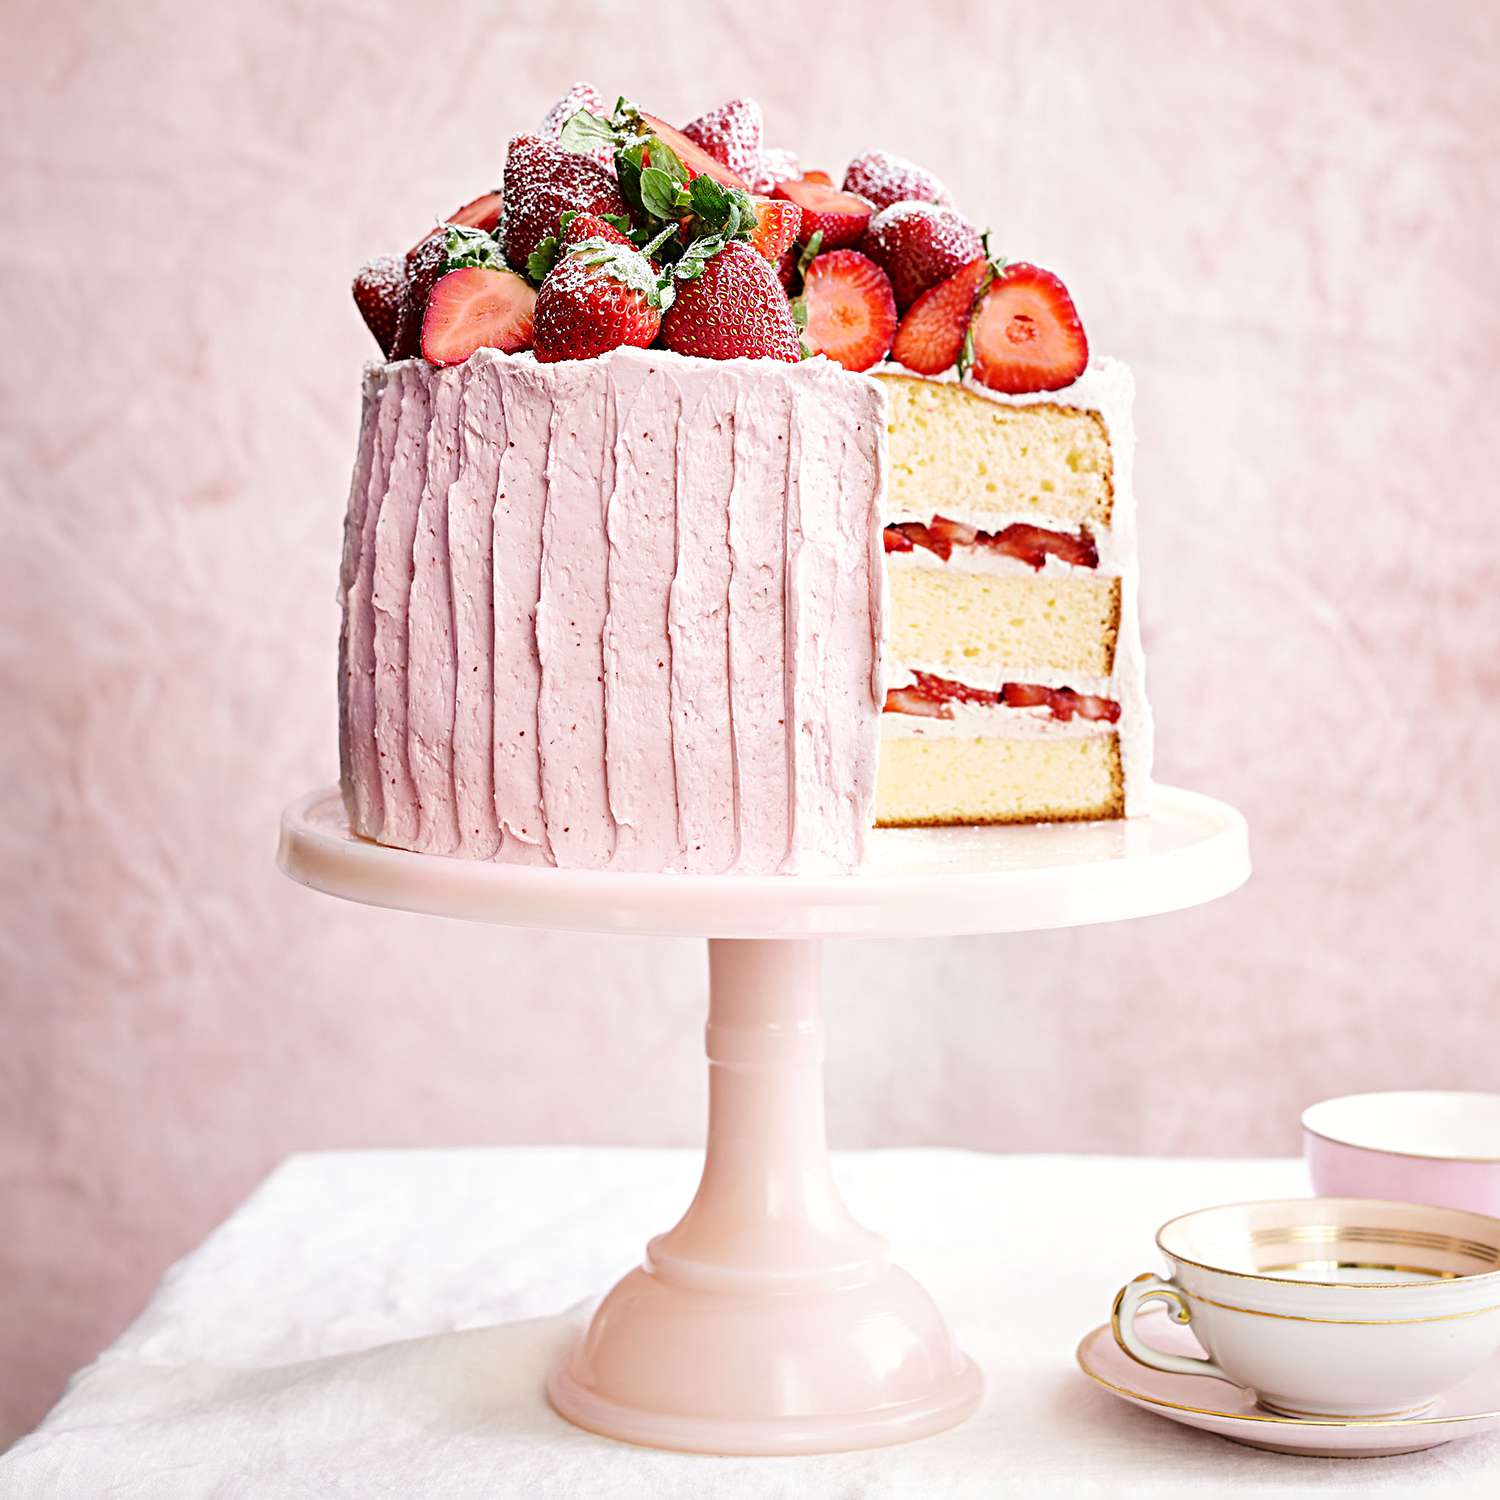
[661,240,801,362]
[532,215,675,363]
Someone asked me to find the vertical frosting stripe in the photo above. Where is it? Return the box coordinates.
[725,372,793,872]
[372,362,430,848]
[536,362,616,868]
[448,359,503,856]
[490,357,552,861]
[345,365,404,838]
[603,359,681,872]
[667,376,737,873]
[338,365,387,824]
[406,364,462,853]
[834,374,887,864]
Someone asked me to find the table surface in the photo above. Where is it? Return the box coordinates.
[6,1149,1498,1498]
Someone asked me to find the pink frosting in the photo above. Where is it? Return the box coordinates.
[338,346,886,874]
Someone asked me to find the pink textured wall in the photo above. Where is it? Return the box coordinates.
[3,0,1497,1446]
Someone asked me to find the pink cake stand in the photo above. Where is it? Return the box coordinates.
[278,782,1249,1455]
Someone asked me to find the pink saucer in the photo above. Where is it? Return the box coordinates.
[1076,1313,1500,1458]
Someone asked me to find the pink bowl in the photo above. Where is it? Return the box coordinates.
[1303,1092,1500,1216]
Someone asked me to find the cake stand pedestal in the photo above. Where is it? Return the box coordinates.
[278,784,1249,1455]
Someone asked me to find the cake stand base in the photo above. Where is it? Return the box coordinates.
[547,938,981,1454]
[278,784,1250,1455]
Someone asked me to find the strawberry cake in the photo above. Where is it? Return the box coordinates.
[340,88,1152,871]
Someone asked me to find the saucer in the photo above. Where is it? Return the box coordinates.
[1076,1312,1500,1457]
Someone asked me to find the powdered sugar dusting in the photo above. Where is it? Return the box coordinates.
[683,97,764,181]
[843,149,952,212]
[746,145,801,194]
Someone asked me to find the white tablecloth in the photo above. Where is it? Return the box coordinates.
[6,1149,1498,1496]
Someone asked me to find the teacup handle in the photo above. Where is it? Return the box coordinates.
[1111,1272,1232,1383]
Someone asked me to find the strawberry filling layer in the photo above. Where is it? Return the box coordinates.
[884,515,1098,570]
[885,672,1121,724]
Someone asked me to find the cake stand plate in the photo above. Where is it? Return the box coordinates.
[278,784,1248,1455]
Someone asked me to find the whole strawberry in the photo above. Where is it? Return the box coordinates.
[532,216,670,363]
[391,230,449,358]
[352,255,404,357]
[683,97,764,182]
[661,241,801,362]
[862,200,983,312]
[842,149,951,212]
[500,134,629,274]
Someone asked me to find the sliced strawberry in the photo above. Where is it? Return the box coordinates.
[747,197,801,263]
[420,267,537,366]
[391,230,448,359]
[890,257,988,373]
[682,97,763,182]
[352,254,404,358]
[863,201,984,312]
[772,178,872,250]
[842,149,951,212]
[661,241,801,362]
[447,190,504,233]
[998,682,1049,710]
[888,255,984,372]
[639,112,748,190]
[539,82,613,168]
[745,146,802,194]
[883,686,951,718]
[532,233,665,363]
[1002,682,1119,722]
[500,134,629,273]
[883,516,1099,570]
[994,523,1099,570]
[800,169,833,187]
[969,262,1088,394]
[882,672,1120,723]
[799,250,897,372]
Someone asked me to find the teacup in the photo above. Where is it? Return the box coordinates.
[1112,1197,1500,1419]
[1304,1091,1500,1216]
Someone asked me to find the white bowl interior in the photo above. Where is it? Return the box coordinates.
[1303,1091,1500,1161]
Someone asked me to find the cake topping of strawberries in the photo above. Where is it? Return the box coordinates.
[500,134,628,276]
[842,149,951,212]
[420,267,537,367]
[798,250,897,372]
[889,256,989,374]
[863,200,984,311]
[771,178,872,250]
[444,190,505,234]
[533,224,672,363]
[661,240,801,362]
[683,97,764,182]
[966,262,1089,394]
[352,255,405,358]
[539,82,614,168]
